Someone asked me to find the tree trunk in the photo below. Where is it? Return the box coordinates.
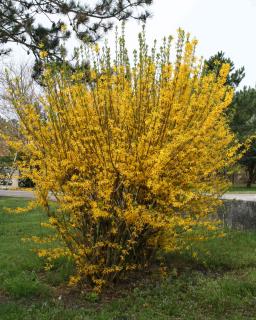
[246,164,256,188]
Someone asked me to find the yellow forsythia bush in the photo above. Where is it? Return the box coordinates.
[6,29,239,290]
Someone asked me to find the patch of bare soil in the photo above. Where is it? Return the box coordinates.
[0,290,9,304]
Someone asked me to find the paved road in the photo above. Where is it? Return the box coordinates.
[221,193,256,202]
[0,189,35,199]
[0,190,256,202]
[0,190,56,201]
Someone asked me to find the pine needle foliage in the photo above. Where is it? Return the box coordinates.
[5,29,239,291]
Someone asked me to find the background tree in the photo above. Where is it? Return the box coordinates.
[204,52,251,186]
[0,0,152,78]
[229,87,256,187]
[0,62,37,117]
[0,64,36,186]
[0,116,19,186]
[204,51,245,88]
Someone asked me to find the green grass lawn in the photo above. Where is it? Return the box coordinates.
[0,197,256,319]
[228,185,256,193]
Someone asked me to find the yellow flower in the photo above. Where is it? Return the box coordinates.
[61,24,67,33]
[39,50,48,59]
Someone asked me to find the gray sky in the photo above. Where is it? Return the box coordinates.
[3,0,256,88]
[115,0,256,88]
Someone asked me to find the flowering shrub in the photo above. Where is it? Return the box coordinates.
[6,29,238,290]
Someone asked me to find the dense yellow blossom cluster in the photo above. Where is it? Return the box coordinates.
[6,29,239,290]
